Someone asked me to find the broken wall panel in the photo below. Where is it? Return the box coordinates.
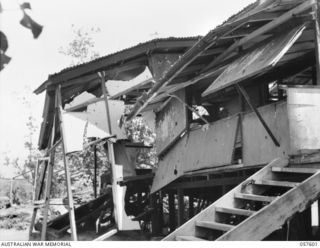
[151,115,239,193]
[155,89,188,156]
[62,100,126,154]
[242,101,290,166]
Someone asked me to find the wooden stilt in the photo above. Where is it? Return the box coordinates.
[177,189,184,226]
[29,159,48,239]
[158,191,164,233]
[41,152,54,241]
[168,192,176,232]
[150,193,160,235]
[56,86,78,241]
[99,72,120,229]
[94,145,97,198]
[188,195,194,219]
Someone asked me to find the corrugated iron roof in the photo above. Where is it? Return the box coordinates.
[50,36,202,77]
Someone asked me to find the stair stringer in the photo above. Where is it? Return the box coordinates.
[217,167,320,240]
[163,157,289,241]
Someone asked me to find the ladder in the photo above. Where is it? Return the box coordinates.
[163,158,320,241]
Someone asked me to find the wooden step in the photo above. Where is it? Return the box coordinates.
[196,221,234,232]
[215,206,255,217]
[272,167,320,174]
[254,179,299,188]
[176,236,206,241]
[234,193,277,202]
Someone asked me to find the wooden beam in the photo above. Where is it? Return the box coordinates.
[235,84,280,147]
[201,0,315,73]
[167,176,248,190]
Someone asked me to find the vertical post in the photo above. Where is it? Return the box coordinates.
[177,188,184,226]
[94,145,97,198]
[56,86,78,241]
[158,190,164,234]
[29,159,48,239]
[32,160,39,202]
[150,193,161,235]
[41,152,54,241]
[313,1,320,85]
[98,72,120,229]
[168,192,176,232]
[188,195,194,219]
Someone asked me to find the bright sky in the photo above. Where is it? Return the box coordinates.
[0,0,254,177]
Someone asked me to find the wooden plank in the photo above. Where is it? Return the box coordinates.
[218,165,320,240]
[176,236,206,241]
[151,115,239,193]
[272,167,320,174]
[201,0,315,73]
[196,221,234,232]
[234,193,277,202]
[215,206,255,217]
[254,179,299,188]
[93,229,118,241]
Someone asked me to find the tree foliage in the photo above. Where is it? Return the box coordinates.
[59,26,100,66]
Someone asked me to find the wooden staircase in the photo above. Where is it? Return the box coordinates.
[163,158,320,241]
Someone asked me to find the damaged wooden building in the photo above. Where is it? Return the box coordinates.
[32,0,320,241]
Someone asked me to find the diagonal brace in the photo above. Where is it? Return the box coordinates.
[235,83,280,147]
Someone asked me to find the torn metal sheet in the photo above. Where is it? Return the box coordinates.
[62,100,126,154]
[202,24,307,97]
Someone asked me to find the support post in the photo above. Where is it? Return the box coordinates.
[158,191,164,233]
[168,192,176,232]
[177,188,184,226]
[94,145,97,198]
[98,72,120,229]
[29,160,48,239]
[235,83,280,147]
[188,195,194,219]
[56,86,78,241]
[150,193,160,235]
[40,152,54,241]
[313,0,320,85]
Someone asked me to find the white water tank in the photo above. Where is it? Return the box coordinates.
[287,86,320,155]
